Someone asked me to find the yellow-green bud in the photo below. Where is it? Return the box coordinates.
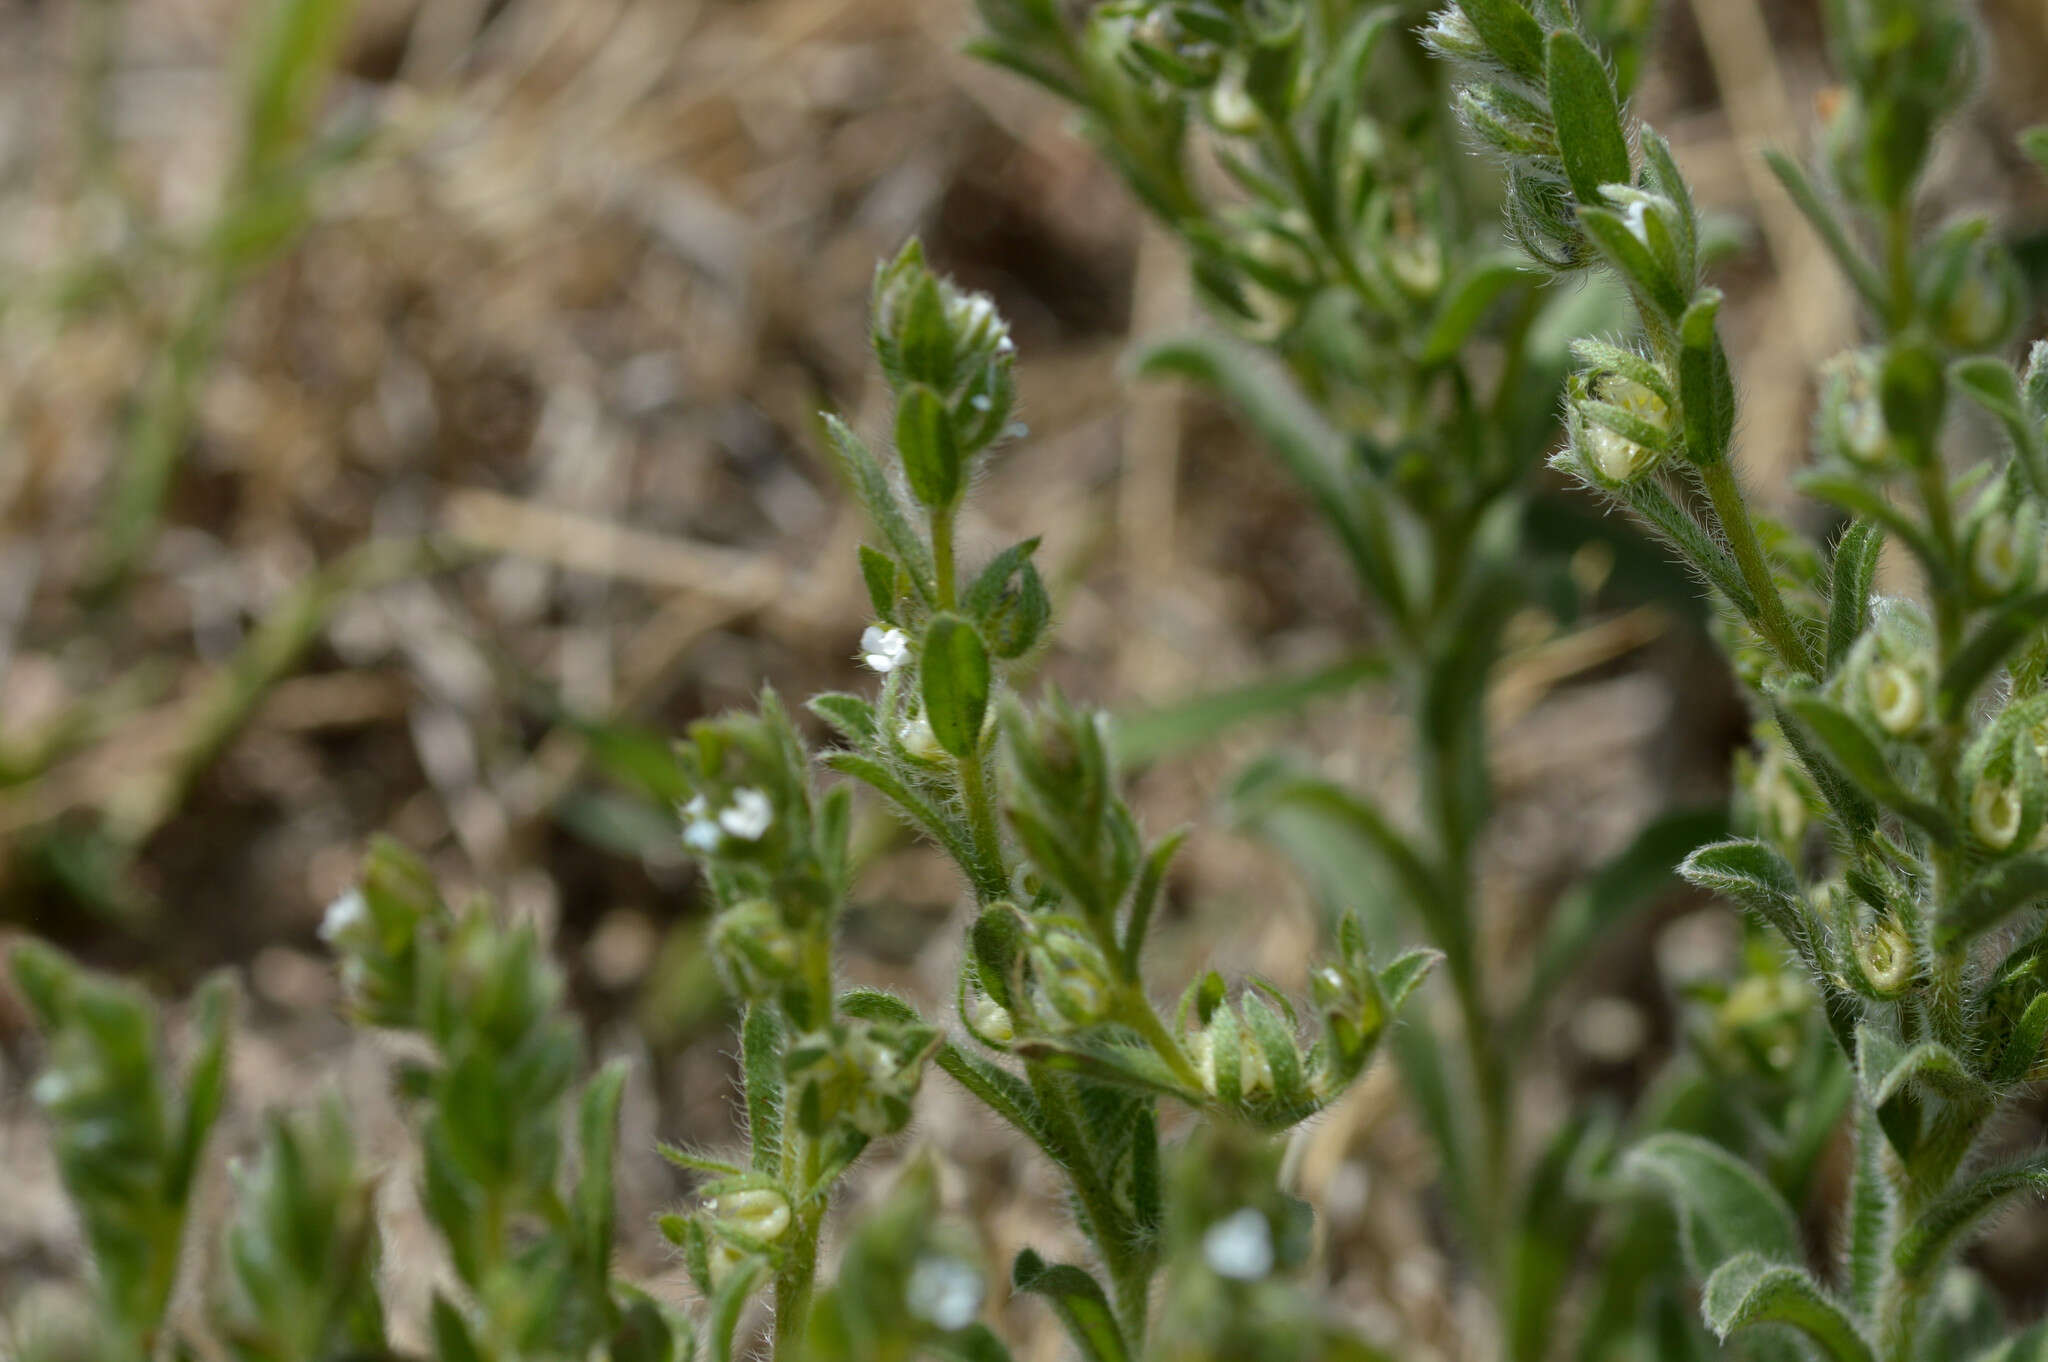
[1972,778,2023,851]
[1866,660,1926,736]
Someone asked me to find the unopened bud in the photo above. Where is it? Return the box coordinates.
[1972,777,2023,851]
[706,1186,792,1245]
[1866,660,1926,736]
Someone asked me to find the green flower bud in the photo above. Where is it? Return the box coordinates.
[705,1186,793,1246]
[711,899,801,1001]
[1818,350,1892,469]
[1569,366,1675,487]
[1029,925,1115,1031]
[1854,918,1915,997]
[1865,659,1926,736]
[1971,776,2022,851]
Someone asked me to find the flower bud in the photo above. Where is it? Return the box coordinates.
[1865,660,1926,736]
[968,994,1015,1045]
[1818,351,1892,469]
[712,899,801,1000]
[705,1186,793,1245]
[1029,926,1115,1031]
[1571,368,1674,487]
[897,714,947,765]
[1855,918,1915,997]
[1972,777,2022,851]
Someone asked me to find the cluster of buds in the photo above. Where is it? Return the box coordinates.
[785,1016,940,1140]
[1563,342,1678,486]
[870,238,1018,487]
[1168,917,1433,1128]
[1816,0,1977,216]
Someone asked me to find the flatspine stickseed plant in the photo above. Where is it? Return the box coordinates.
[666,240,1434,1360]
[15,1,2048,1359]
[1429,0,2048,1359]
[964,3,1746,1357]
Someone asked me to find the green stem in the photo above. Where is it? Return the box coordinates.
[1698,459,1822,678]
[1026,1062,1152,1346]
[931,501,959,610]
[774,1138,826,1357]
[1118,987,1205,1093]
[957,752,1007,902]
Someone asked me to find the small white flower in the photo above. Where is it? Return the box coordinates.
[319,888,368,944]
[1203,1207,1275,1281]
[719,788,773,841]
[907,1255,984,1332]
[683,795,708,819]
[683,819,723,853]
[861,625,911,673]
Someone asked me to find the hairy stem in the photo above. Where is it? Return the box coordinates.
[1699,458,1822,678]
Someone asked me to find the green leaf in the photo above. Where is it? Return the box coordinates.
[899,274,956,390]
[1975,1319,2048,1362]
[237,0,357,180]
[1230,762,1450,956]
[1826,522,1884,676]
[741,1005,784,1177]
[1675,291,1735,460]
[1939,593,2048,719]
[859,544,901,622]
[1134,335,1407,626]
[1010,1250,1130,1362]
[1523,807,1729,1026]
[1859,1033,1989,1113]
[1938,854,2048,950]
[1110,652,1389,767]
[1761,150,1889,312]
[1798,472,1951,591]
[1894,1156,2048,1284]
[1844,1107,1889,1320]
[1952,355,2048,502]
[922,614,992,760]
[1419,252,1533,365]
[825,416,935,603]
[808,692,878,745]
[708,1257,769,1362]
[431,1295,488,1362]
[1699,1254,1874,1362]
[1121,827,1188,975]
[823,751,998,898]
[573,1060,628,1288]
[1678,839,1809,951]
[1622,1132,1802,1276]
[896,383,963,508]
[934,1043,1062,1166]
[168,971,235,1209]
[1785,694,1956,844]
[1546,31,1631,205]
[1581,207,1688,321]
[1456,0,1547,82]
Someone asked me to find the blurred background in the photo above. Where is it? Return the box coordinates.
[0,0,2045,1355]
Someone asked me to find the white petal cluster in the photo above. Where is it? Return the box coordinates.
[682,788,773,852]
[861,625,911,673]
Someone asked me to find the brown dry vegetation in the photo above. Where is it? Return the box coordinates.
[1,0,2046,1355]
